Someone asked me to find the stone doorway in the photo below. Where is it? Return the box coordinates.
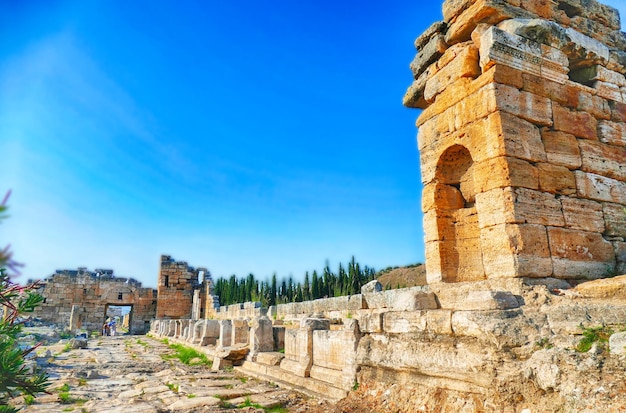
[104,304,133,335]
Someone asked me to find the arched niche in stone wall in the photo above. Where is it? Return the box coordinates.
[433,144,486,283]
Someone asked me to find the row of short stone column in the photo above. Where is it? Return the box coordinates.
[151,318,258,348]
[150,316,361,392]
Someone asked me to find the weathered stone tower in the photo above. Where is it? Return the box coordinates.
[404,0,626,284]
[156,255,218,319]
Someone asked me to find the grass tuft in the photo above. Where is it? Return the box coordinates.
[576,324,614,353]
[161,343,212,366]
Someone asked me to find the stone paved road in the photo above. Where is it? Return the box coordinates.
[14,335,308,413]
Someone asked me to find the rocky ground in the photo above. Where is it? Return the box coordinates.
[10,329,341,413]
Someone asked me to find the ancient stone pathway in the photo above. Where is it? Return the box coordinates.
[15,335,308,413]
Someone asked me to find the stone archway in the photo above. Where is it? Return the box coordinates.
[433,145,485,282]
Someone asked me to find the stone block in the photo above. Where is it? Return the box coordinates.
[232,319,249,346]
[443,289,520,311]
[541,130,582,169]
[474,157,538,193]
[548,227,616,279]
[494,83,553,126]
[523,72,579,108]
[255,351,284,366]
[451,309,545,348]
[311,323,359,374]
[426,309,453,334]
[553,104,598,140]
[309,365,355,391]
[446,0,531,46]
[417,66,496,125]
[494,112,547,163]
[537,163,576,195]
[597,120,626,147]
[410,33,448,79]
[363,287,437,311]
[356,333,496,390]
[545,303,626,335]
[403,69,431,109]
[360,280,382,294]
[217,320,232,348]
[479,26,568,85]
[594,80,623,102]
[452,83,498,132]
[417,108,457,151]
[603,203,626,238]
[561,198,605,233]
[512,188,564,227]
[575,171,626,204]
[609,332,626,355]
[490,63,524,89]
[576,88,612,120]
[355,309,384,333]
[249,317,274,356]
[424,44,480,102]
[383,311,427,333]
[191,320,206,344]
[69,338,87,349]
[574,275,626,300]
[422,182,466,212]
[579,139,626,181]
[423,210,454,243]
[481,223,553,278]
[475,187,515,229]
[414,21,448,50]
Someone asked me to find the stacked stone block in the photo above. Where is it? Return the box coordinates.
[404,0,626,283]
[156,255,213,319]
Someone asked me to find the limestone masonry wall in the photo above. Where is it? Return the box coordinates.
[31,268,157,334]
[404,0,626,284]
[156,255,219,319]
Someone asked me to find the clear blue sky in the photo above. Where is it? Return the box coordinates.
[2,1,625,288]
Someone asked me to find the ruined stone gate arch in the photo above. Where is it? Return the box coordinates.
[32,269,157,334]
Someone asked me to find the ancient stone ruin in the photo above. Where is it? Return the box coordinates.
[30,268,157,334]
[156,254,219,320]
[404,0,626,283]
[29,0,626,411]
[147,1,626,411]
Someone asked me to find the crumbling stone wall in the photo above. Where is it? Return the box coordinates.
[155,255,218,319]
[31,268,157,334]
[404,0,626,283]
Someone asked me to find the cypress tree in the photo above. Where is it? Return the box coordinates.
[303,271,311,301]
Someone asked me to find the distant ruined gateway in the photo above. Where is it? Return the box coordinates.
[33,1,626,410]
[30,268,157,334]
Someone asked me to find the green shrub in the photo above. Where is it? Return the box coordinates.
[58,392,72,404]
[161,343,212,366]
